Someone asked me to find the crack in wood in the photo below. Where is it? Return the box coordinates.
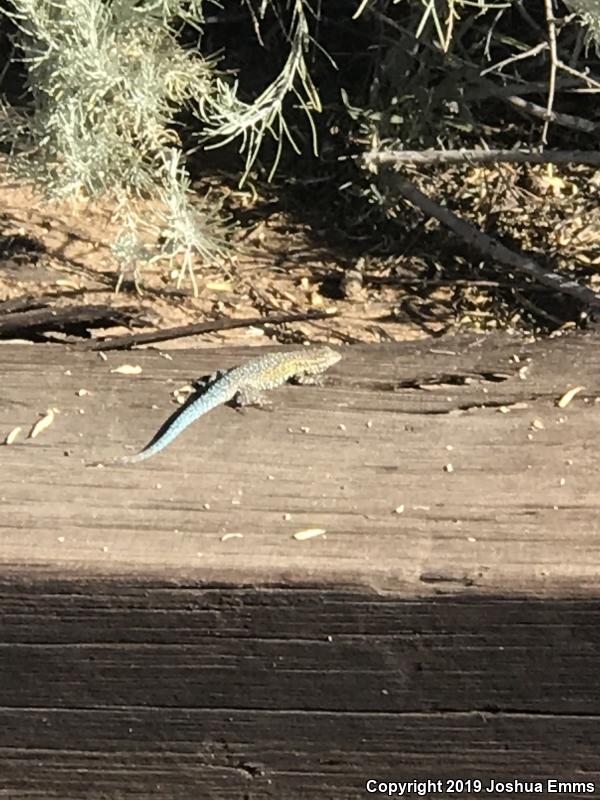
[395,371,513,390]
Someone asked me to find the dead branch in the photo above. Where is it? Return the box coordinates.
[556,60,600,91]
[480,41,548,76]
[543,0,558,143]
[77,308,339,351]
[466,78,600,102]
[0,305,140,337]
[379,171,600,310]
[364,148,600,167]
[506,95,597,133]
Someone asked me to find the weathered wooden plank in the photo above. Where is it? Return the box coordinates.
[2,708,599,799]
[1,580,599,713]
[0,334,599,593]
[1,334,600,797]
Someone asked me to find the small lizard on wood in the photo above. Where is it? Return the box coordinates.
[120,346,341,464]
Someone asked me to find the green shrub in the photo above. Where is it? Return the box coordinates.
[0,0,319,293]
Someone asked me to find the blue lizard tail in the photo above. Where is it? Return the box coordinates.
[122,379,234,463]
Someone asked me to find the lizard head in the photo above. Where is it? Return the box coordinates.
[308,346,342,371]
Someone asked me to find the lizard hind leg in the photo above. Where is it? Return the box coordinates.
[192,369,227,392]
[234,386,271,408]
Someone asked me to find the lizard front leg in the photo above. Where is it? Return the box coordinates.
[292,373,325,386]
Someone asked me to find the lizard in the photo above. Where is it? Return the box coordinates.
[119,346,341,464]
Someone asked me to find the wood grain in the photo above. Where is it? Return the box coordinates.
[1,333,600,797]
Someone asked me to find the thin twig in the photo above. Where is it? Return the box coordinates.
[543,0,558,144]
[505,95,597,133]
[379,171,600,310]
[480,42,548,76]
[369,278,555,290]
[364,148,600,167]
[76,309,339,351]
[466,77,598,101]
[443,0,456,53]
[512,288,567,326]
[556,59,600,90]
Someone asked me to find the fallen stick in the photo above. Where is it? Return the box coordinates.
[0,304,138,336]
[364,148,600,167]
[77,308,339,351]
[505,95,597,134]
[380,171,600,310]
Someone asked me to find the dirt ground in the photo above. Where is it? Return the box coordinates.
[2,158,600,349]
[0,169,429,349]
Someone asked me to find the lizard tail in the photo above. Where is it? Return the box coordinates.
[122,385,233,464]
